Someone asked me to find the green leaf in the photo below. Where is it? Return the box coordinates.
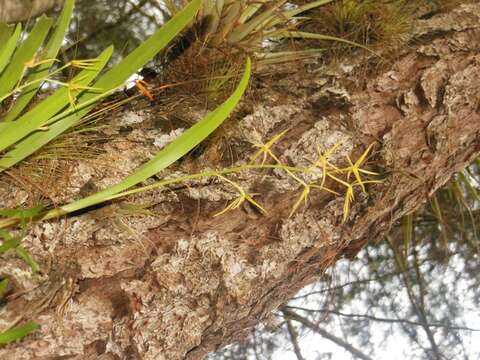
[458,172,480,201]
[44,57,252,218]
[0,227,21,245]
[0,0,202,171]
[238,0,270,24]
[0,23,14,47]
[0,16,53,100]
[227,0,287,44]
[0,322,39,345]
[3,0,75,122]
[0,278,8,299]
[0,206,44,219]
[275,31,379,56]
[256,0,334,30]
[0,207,42,241]
[15,246,40,273]
[256,49,326,65]
[281,0,334,19]
[0,228,14,241]
[0,47,113,155]
[0,228,39,272]
[0,238,20,253]
[90,0,202,91]
[0,88,117,172]
[0,24,22,75]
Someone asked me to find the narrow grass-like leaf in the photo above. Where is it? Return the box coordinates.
[0,16,52,100]
[451,178,478,245]
[280,0,334,21]
[0,278,8,299]
[0,234,20,253]
[3,0,75,122]
[0,322,39,345]
[0,227,40,271]
[0,239,20,253]
[0,239,19,253]
[458,172,480,201]
[264,0,334,29]
[0,228,14,240]
[43,57,251,218]
[0,47,112,155]
[402,214,413,262]
[91,0,202,91]
[274,31,380,57]
[256,49,326,65]
[0,0,202,171]
[201,0,226,34]
[227,0,287,44]
[0,88,119,170]
[273,30,377,53]
[430,194,449,251]
[0,206,44,220]
[0,24,22,75]
[238,0,269,24]
[15,246,40,273]
[212,2,242,45]
[0,23,14,47]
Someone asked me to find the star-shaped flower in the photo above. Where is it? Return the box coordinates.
[214,175,267,216]
[310,142,342,187]
[251,129,289,165]
[342,143,379,193]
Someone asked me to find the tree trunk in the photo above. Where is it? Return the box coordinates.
[0,0,64,23]
[0,3,479,359]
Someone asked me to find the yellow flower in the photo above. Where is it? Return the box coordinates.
[343,143,379,193]
[214,175,267,216]
[250,129,289,165]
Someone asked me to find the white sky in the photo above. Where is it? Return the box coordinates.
[271,251,480,360]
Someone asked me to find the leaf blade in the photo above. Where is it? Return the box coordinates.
[0,16,52,100]
[2,0,75,122]
[93,0,203,91]
[0,237,20,253]
[0,278,8,299]
[0,47,113,155]
[47,57,252,217]
[15,246,41,273]
[0,24,22,75]
[0,0,202,171]
[0,322,39,345]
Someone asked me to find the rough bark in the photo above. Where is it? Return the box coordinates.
[0,3,479,360]
[0,0,64,23]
